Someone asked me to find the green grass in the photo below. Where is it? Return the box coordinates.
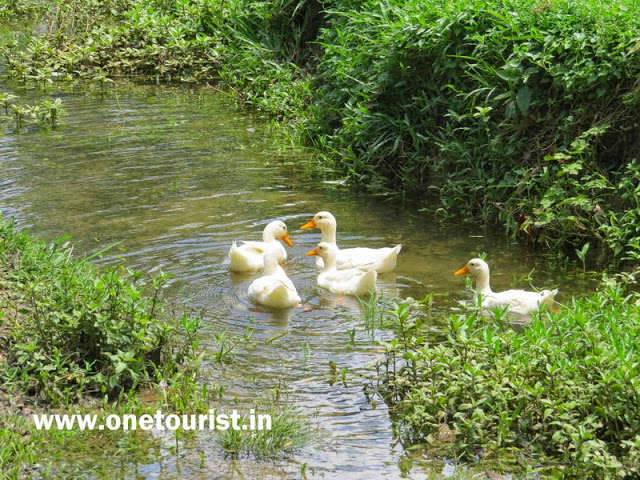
[0,416,36,480]
[375,283,640,479]
[217,403,311,458]
[0,214,205,475]
[0,401,169,480]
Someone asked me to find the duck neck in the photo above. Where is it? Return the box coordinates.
[321,254,337,272]
[262,228,275,243]
[474,272,493,295]
[263,257,279,275]
[320,225,337,244]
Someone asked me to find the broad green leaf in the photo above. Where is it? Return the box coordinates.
[516,86,532,114]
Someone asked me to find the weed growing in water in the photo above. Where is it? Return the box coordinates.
[302,341,311,363]
[2,96,66,129]
[374,282,640,478]
[211,322,256,363]
[576,242,591,272]
[216,390,311,458]
[346,327,356,346]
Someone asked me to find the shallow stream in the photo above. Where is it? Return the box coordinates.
[0,85,591,479]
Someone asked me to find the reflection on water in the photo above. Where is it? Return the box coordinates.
[0,85,587,479]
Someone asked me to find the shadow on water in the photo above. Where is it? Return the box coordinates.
[0,84,596,479]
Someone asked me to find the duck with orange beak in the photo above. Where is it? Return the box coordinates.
[248,243,300,309]
[306,242,377,296]
[455,258,558,315]
[229,220,294,272]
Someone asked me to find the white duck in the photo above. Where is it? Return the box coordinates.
[229,220,293,272]
[248,244,301,309]
[306,242,377,296]
[455,258,558,315]
[300,211,401,273]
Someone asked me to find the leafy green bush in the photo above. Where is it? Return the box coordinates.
[2,0,318,123]
[310,0,640,263]
[377,286,640,478]
[0,217,196,404]
[3,0,223,83]
[0,0,46,20]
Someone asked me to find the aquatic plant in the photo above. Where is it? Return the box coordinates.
[0,93,16,115]
[38,98,65,126]
[211,322,256,363]
[2,96,66,128]
[375,284,640,478]
[217,390,311,458]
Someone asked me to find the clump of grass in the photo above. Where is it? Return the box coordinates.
[376,281,640,478]
[217,392,311,458]
[217,385,313,458]
[0,416,36,479]
[0,216,200,405]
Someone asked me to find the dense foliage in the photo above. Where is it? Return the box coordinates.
[1,0,317,118]
[309,0,640,265]
[0,217,196,404]
[0,0,45,20]
[3,0,639,265]
[0,216,311,477]
[375,294,640,478]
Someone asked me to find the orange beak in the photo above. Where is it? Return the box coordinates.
[306,248,318,256]
[300,219,316,230]
[282,234,294,247]
[454,264,470,276]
